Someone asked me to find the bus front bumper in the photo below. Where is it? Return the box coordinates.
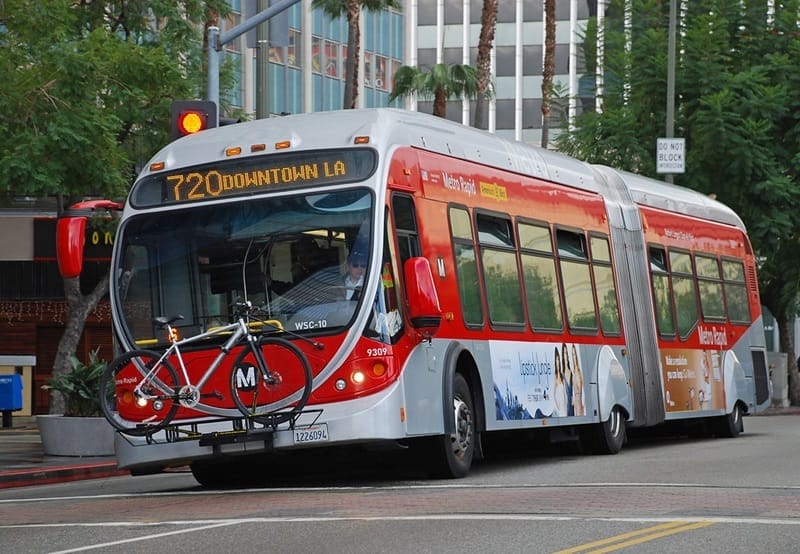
[114,380,409,473]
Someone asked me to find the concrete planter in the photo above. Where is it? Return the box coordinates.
[36,415,115,457]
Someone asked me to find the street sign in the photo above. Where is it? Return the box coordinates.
[656,138,685,174]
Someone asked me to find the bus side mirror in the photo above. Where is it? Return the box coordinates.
[56,200,123,279]
[403,257,442,340]
[56,216,88,279]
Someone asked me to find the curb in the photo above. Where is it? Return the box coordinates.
[0,461,129,490]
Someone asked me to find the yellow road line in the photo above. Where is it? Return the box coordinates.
[553,520,716,554]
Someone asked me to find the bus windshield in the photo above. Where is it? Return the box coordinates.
[114,188,374,346]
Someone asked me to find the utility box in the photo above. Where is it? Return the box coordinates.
[767,352,789,408]
[0,374,22,410]
[0,374,23,427]
[0,356,35,416]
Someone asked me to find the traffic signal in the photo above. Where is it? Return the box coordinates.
[171,100,217,140]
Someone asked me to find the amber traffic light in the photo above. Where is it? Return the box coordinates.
[171,100,217,140]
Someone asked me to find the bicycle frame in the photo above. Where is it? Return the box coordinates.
[134,315,265,408]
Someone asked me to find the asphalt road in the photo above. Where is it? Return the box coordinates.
[1,414,799,553]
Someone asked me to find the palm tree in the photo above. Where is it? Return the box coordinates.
[474,0,498,130]
[541,0,556,147]
[389,63,478,118]
[312,0,401,109]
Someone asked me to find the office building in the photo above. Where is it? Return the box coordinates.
[222,0,598,145]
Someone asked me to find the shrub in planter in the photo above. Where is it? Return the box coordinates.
[42,348,106,417]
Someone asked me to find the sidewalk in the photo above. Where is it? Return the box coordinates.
[1,407,799,490]
[0,416,127,490]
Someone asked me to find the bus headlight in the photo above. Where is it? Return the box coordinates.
[351,371,365,385]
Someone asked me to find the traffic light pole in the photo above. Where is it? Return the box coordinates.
[207,0,302,123]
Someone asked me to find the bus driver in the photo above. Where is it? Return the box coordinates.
[343,250,366,300]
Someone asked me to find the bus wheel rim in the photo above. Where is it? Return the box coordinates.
[452,397,472,456]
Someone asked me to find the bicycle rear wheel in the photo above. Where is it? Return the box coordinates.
[100,349,180,436]
[229,337,313,426]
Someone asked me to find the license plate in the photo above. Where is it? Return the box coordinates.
[293,424,329,444]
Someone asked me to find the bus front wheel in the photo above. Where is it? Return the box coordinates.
[417,373,475,479]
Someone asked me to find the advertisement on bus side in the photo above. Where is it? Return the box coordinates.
[491,340,586,420]
[661,348,726,412]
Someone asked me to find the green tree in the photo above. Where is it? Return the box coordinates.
[473,0,497,130]
[557,0,800,405]
[312,0,400,110]
[389,63,479,118]
[0,0,230,413]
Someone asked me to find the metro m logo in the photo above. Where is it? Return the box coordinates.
[234,364,257,390]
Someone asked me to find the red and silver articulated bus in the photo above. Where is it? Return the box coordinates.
[57,109,770,483]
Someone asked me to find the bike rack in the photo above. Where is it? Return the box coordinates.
[128,407,325,447]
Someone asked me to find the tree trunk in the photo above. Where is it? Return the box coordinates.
[541,0,556,147]
[433,88,447,118]
[49,275,110,414]
[343,0,361,109]
[473,0,497,130]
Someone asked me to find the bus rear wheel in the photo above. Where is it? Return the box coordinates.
[418,373,475,479]
[586,406,626,455]
[715,402,743,438]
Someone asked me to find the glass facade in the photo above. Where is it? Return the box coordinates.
[219,1,596,144]
[222,1,403,116]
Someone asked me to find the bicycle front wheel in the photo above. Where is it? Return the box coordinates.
[229,337,313,426]
[100,349,180,436]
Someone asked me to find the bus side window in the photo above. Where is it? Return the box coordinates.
[518,221,562,332]
[649,245,676,339]
[696,253,725,322]
[590,235,621,335]
[556,228,597,332]
[449,206,484,327]
[670,249,700,340]
[391,194,421,265]
[477,213,525,327]
[722,258,751,324]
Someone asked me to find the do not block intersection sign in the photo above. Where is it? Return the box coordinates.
[657,138,685,174]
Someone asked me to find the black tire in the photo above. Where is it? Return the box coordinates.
[418,373,475,479]
[190,458,263,488]
[190,460,229,487]
[592,406,626,455]
[715,402,744,438]
[229,336,313,426]
[100,349,180,436]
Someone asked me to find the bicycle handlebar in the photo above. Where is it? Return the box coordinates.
[230,299,254,318]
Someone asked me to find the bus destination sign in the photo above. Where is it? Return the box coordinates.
[131,148,377,207]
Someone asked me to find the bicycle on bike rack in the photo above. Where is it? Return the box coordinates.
[99,301,313,437]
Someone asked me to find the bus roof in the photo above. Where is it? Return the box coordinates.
[142,108,744,230]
